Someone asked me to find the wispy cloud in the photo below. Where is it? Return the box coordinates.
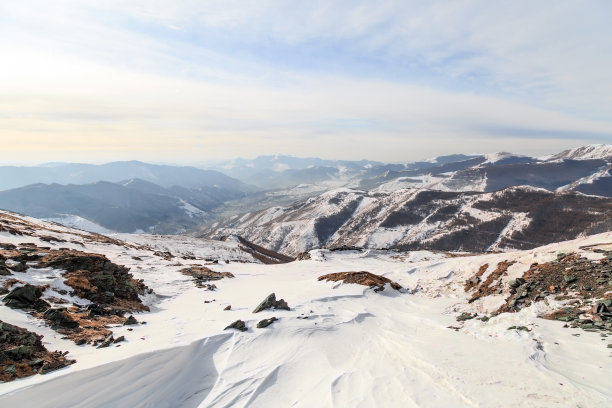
[0,1,610,163]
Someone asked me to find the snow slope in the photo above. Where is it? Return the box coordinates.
[0,211,611,407]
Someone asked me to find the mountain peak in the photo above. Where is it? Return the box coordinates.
[548,144,612,161]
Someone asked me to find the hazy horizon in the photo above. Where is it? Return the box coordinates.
[0,142,608,168]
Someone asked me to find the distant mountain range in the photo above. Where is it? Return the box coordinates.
[0,162,256,234]
[0,145,610,236]
[0,160,255,192]
[199,145,612,255]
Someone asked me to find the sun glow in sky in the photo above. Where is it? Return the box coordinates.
[1,1,611,164]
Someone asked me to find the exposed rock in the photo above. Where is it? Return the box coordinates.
[43,308,79,329]
[456,312,476,321]
[224,320,247,332]
[224,305,232,311]
[0,320,75,382]
[2,284,50,311]
[123,315,138,326]
[257,317,278,328]
[507,325,531,332]
[317,271,403,292]
[296,252,311,261]
[96,335,114,349]
[252,293,290,313]
[8,262,26,273]
[180,265,234,289]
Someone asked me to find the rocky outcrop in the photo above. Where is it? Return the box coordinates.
[252,293,290,313]
[36,249,151,311]
[0,243,152,347]
[477,250,612,335]
[2,284,50,311]
[0,320,75,382]
[318,271,402,292]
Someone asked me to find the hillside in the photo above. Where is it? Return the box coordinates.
[0,210,610,406]
[199,186,612,256]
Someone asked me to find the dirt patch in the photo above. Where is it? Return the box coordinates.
[0,320,75,382]
[318,271,403,291]
[180,265,234,289]
[466,261,516,303]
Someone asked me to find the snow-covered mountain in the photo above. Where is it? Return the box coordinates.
[1,210,611,407]
[363,144,612,196]
[199,186,612,256]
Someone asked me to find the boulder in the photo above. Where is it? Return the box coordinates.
[256,317,278,328]
[43,308,79,329]
[253,293,290,313]
[224,320,247,332]
[123,315,138,326]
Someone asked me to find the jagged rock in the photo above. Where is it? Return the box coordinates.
[123,315,138,325]
[43,308,79,329]
[224,320,247,332]
[113,336,125,343]
[3,284,50,311]
[97,335,114,348]
[0,265,12,276]
[224,305,232,311]
[0,320,75,382]
[252,293,290,313]
[256,317,278,328]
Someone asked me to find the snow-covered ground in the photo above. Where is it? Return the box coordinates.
[0,212,611,407]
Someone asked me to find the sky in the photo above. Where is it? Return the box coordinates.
[1,0,612,164]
